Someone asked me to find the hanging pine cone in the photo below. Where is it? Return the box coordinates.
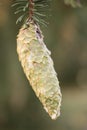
[17,20,62,120]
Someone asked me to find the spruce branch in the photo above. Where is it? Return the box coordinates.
[12,0,51,25]
[29,0,34,20]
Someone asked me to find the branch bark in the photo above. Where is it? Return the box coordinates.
[29,0,34,20]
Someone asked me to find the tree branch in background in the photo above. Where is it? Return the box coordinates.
[64,0,82,7]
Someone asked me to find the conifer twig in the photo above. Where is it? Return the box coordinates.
[29,0,34,20]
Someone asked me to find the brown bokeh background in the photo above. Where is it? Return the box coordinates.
[0,0,87,130]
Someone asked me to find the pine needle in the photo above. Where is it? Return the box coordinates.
[12,0,51,25]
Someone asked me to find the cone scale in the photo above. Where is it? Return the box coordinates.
[17,20,62,120]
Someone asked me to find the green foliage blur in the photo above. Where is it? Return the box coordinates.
[0,0,87,130]
[64,0,82,7]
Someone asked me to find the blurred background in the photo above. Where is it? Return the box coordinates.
[0,0,87,130]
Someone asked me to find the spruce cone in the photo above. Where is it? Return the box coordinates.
[17,20,62,120]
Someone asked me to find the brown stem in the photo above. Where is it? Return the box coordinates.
[29,0,34,20]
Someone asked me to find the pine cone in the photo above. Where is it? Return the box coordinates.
[17,20,62,120]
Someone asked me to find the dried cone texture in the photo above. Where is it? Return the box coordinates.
[17,20,62,120]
